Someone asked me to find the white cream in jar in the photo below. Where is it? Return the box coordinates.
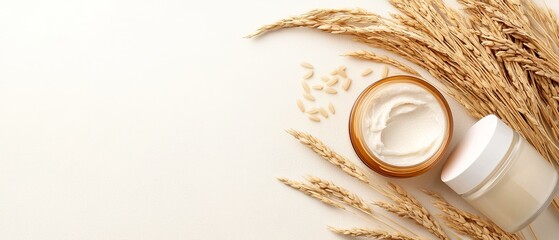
[362,82,447,166]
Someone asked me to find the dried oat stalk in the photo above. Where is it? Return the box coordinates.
[280,175,414,234]
[329,227,418,240]
[286,129,370,184]
[279,176,373,215]
[277,177,345,209]
[306,176,372,214]
[285,130,449,239]
[376,183,450,240]
[345,50,419,75]
[424,190,522,240]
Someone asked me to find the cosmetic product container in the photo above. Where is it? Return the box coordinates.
[349,75,453,178]
[442,114,558,232]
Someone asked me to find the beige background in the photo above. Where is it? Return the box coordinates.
[0,0,557,239]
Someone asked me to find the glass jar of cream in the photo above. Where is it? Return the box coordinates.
[349,75,453,177]
[442,114,558,232]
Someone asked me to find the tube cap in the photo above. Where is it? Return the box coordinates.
[441,115,514,194]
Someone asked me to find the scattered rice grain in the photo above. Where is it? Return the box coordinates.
[307,114,320,122]
[328,103,335,114]
[303,92,316,101]
[307,107,320,114]
[312,85,324,90]
[296,99,305,112]
[361,68,373,77]
[325,88,338,94]
[326,78,339,86]
[321,76,330,82]
[301,62,314,69]
[342,78,352,91]
[301,80,311,93]
[304,71,314,80]
[381,66,389,78]
[339,68,348,78]
[319,107,329,118]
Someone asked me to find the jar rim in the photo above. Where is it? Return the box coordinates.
[348,75,453,178]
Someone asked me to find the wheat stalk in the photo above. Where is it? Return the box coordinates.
[424,190,522,240]
[280,175,416,234]
[286,129,370,184]
[480,35,559,82]
[344,50,419,75]
[277,178,345,209]
[305,176,402,232]
[284,130,447,238]
[375,183,449,240]
[306,176,372,214]
[329,227,418,240]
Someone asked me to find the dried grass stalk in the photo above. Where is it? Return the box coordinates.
[307,176,372,214]
[329,227,418,240]
[424,190,522,240]
[278,177,345,209]
[345,50,418,75]
[286,129,370,184]
[285,130,451,238]
[280,175,412,234]
[376,183,449,240]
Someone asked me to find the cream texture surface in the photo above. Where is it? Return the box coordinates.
[362,82,446,166]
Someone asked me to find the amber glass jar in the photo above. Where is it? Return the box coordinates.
[349,75,453,178]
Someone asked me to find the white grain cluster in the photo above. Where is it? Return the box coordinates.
[296,62,377,122]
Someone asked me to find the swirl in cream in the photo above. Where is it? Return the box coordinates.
[362,82,447,166]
